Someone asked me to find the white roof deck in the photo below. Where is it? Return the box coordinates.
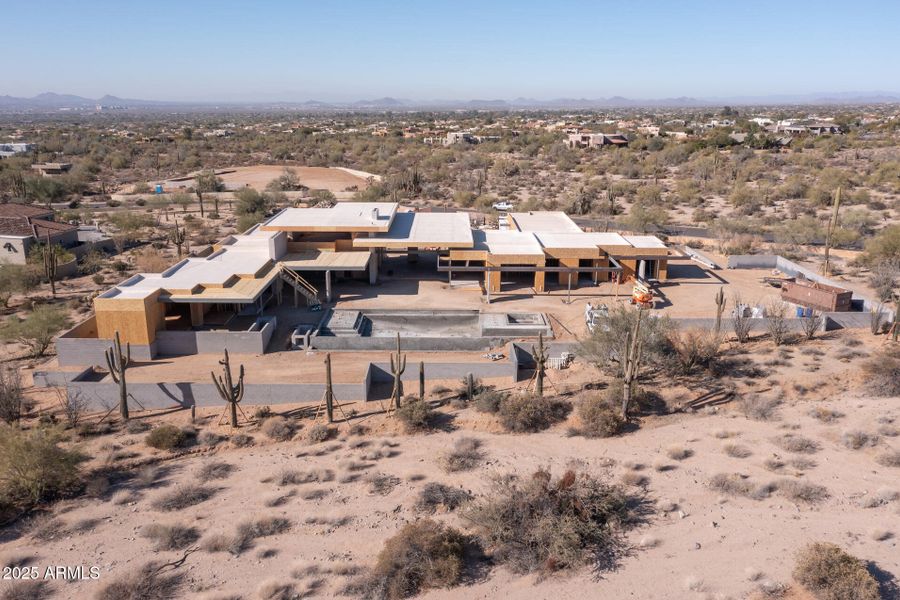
[260,202,398,232]
[535,231,631,250]
[100,229,280,302]
[473,230,544,256]
[352,211,474,249]
[623,235,668,249]
[508,211,582,233]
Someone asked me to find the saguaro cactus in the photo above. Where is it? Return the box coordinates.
[104,331,131,420]
[390,333,406,410]
[42,237,58,297]
[418,361,425,402]
[714,286,726,337]
[212,349,245,427]
[324,353,335,423]
[531,332,548,397]
[171,218,187,258]
[621,310,645,419]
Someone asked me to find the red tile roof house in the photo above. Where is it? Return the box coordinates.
[0,203,79,265]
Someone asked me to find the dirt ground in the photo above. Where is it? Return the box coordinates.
[4,332,898,600]
[154,166,375,194]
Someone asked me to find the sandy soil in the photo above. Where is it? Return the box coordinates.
[3,334,898,600]
[155,166,374,194]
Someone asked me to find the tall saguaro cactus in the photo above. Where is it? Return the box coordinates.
[42,237,58,297]
[104,331,131,420]
[390,333,406,410]
[714,286,726,337]
[212,349,245,427]
[418,361,425,402]
[171,218,187,258]
[324,353,335,423]
[621,310,645,419]
[531,332,548,397]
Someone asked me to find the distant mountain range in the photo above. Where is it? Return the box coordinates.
[1,91,899,112]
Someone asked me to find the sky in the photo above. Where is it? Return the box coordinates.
[4,0,900,102]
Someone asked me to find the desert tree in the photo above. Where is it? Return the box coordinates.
[0,367,24,424]
[731,293,753,343]
[580,304,673,378]
[212,349,245,427]
[104,331,131,420]
[766,300,790,346]
[800,310,823,340]
[0,304,69,358]
[0,264,39,308]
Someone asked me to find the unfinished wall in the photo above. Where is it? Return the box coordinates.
[94,291,165,345]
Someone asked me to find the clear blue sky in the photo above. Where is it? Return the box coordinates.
[5,0,900,101]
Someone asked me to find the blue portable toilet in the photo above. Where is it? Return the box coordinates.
[155,184,163,194]
[795,306,804,318]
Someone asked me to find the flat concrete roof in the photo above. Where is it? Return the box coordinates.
[534,231,631,250]
[352,211,474,249]
[508,211,582,233]
[260,202,397,232]
[473,230,544,256]
[281,250,372,271]
[623,235,668,249]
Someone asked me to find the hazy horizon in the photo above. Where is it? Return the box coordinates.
[5,0,900,102]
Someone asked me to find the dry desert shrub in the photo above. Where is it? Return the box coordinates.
[0,580,50,600]
[367,473,401,496]
[414,483,472,514]
[230,433,254,447]
[95,561,184,600]
[345,519,471,600]
[792,542,880,600]
[278,468,334,485]
[869,528,892,541]
[395,398,434,432]
[620,472,648,487]
[773,433,820,454]
[462,468,633,574]
[197,461,234,483]
[875,448,900,467]
[141,523,200,550]
[145,424,191,451]
[861,348,900,397]
[438,437,484,472]
[740,395,780,421]
[257,581,296,600]
[306,423,334,444]
[473,389,505,414]
[723,443,752,458]
[577,395,625,438]
[665,445,692,460]
[0,426,82,513]
[260,416,294,441]
[498,394,571,433]
[708,473,776,500]
[808,407,844,423]
[231,516,292,554]
[151,484,216,511]
[776,479,830,504]
[841,430,880,450]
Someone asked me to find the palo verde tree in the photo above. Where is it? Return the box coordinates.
[212,348,245,427]
[390,333,407,411]
[104,331,131,420]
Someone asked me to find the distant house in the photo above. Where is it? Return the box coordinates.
[444,132,478,145]
[0,203,112,265]
[807,123,842,135]
[0,143,34,159]
[565,132,629,148]
[31,162,72,176]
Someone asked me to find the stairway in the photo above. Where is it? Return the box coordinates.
[279,265,320,307]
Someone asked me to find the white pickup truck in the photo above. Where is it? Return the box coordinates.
[492,201,514,211]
